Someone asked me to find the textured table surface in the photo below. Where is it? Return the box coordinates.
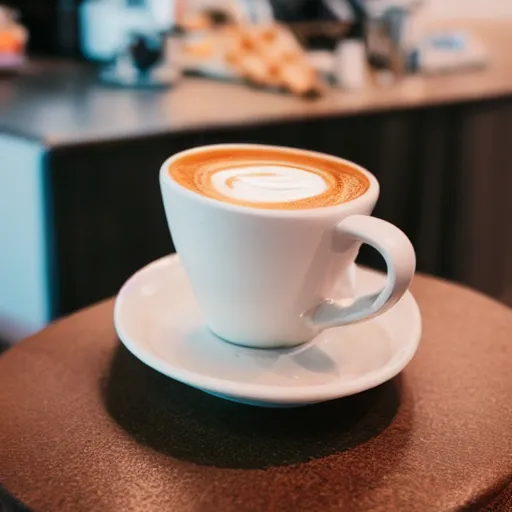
[1,274,512,511]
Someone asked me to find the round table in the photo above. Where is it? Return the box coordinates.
[2,274,512,512]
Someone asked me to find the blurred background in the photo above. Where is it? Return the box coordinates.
[1,0,512,347]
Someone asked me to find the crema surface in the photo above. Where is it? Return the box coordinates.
[169,147,369,210]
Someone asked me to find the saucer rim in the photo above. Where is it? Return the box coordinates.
[114,255,422,405]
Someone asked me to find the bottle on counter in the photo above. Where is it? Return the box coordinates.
[334,38,368,90]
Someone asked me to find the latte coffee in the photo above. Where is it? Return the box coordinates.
[168,146,369,210]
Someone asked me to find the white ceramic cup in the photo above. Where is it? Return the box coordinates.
[160,144,416,349]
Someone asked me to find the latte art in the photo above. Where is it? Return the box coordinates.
[212,165,328,203]
[169,146,369,210]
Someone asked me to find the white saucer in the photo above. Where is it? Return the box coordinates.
[114,255,421,407]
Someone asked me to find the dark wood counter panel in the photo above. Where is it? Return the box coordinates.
[47,98,512,317]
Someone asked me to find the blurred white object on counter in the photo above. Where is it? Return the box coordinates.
[416,31,488,74]
[80,0,175,61]
[335,40,368,90]
[307,50,335,78]
[147,0,175,31]
[80,0,152,61]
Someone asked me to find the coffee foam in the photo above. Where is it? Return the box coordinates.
[169,147,369,210]
[211,165,328,204]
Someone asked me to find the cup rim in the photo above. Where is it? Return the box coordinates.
[160,143,380,218]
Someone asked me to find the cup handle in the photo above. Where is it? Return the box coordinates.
[308,215,416,329]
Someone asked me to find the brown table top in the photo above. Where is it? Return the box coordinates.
[1,274,512,511]
[1,19,512,147]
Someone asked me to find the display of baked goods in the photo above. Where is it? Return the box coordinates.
[223,24,321,96]
[177,8,323,97]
